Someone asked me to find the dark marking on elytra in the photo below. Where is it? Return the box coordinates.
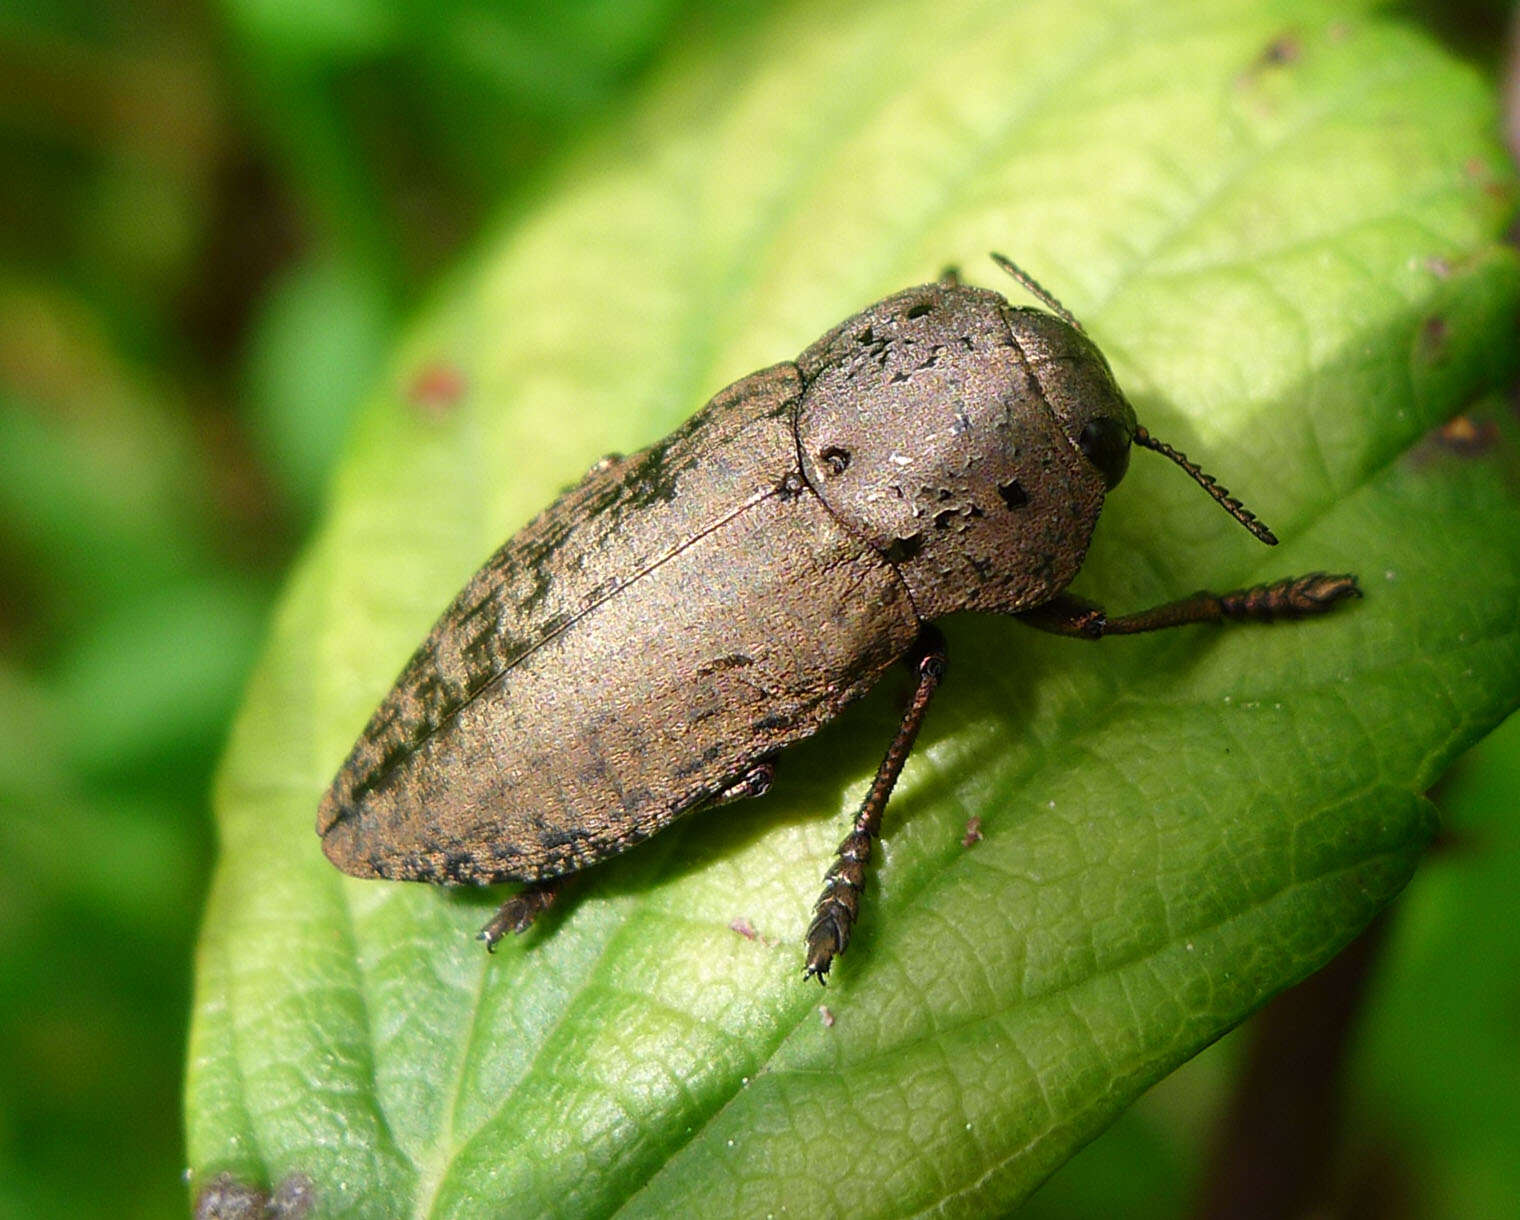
[538,823,597,853]
[624,430,697,510]
[884,534,924,563]
[674,742,727,779]
[697,653,756,676]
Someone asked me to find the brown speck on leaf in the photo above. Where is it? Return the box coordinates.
[729,917,758,940]
[962,816,983,848]
[407,362,467,417]
[194,1174,266,1220]
[819,1004,835,1028]
[194,1171,314,1220]
[1259,33,1301,66]
[1436,414,1498,455]
[1424,255,1453,279]
[1462,157,1509,201]
[1418,315,1449,362]
[271,1174,315,1218]
[1239,30,1301,92]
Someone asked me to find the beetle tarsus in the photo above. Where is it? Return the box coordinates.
[478,877,563,950]
[1216,572,1361,621]
[802,629,946,981]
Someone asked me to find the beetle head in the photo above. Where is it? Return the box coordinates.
[992,253,1278,547]
[1000,303,1138,494]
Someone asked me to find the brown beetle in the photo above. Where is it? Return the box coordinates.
[318,256,1358,980]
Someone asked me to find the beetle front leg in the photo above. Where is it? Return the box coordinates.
[804,627,947,983]
[1018,572,1360,639]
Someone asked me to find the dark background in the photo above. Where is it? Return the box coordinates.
[0,2,1515,1216]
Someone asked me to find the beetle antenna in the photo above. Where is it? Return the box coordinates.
[1133,426,1278,546]
[990,252,1085,332]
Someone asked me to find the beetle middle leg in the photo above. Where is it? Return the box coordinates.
[476,759,776,953]
[713,757,777,805]
[804,626,947,983]
[1017,572,1360,639]
[477,877,564,951]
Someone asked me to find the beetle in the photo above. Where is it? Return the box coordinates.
[318,255,1358,981]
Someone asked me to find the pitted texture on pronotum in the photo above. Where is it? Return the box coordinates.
[318,257,1359,979]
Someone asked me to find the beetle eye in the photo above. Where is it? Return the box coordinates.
[1077,417,1131,489]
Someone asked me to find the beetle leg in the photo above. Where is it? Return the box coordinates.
[1018,572,1360,639]
[804,627,947,983]
[478,877,563,951]
[713,757,777,805]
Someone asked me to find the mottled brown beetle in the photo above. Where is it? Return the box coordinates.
[318,255,1359,981]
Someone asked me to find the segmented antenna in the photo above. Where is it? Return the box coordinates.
[1133,426,1279,546]
[990,252,1085,332]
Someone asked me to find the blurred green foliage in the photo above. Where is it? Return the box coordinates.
[0,1,776,1216]
[0,0,1516,1217]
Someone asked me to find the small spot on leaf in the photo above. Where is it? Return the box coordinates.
[407,362,466,417]
[1435,414,1498,455]
[1418,315,1449,362]
[1258,32,1301,66]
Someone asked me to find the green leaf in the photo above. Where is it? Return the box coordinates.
[186,1,1520,1215]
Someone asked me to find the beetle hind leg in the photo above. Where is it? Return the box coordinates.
[478,877,563,951]
[804,627,947,983]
